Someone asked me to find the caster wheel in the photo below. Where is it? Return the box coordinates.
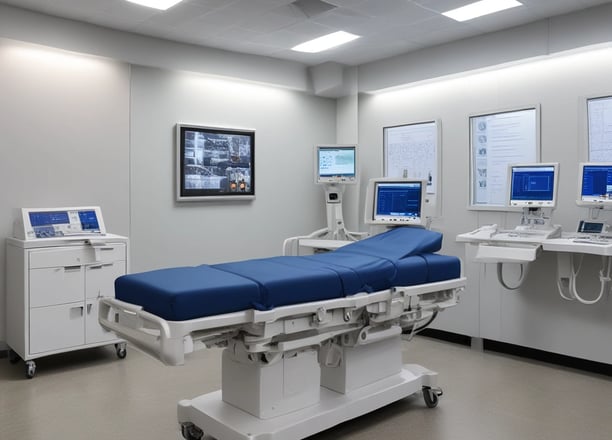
[180,422,204,440]
[115,343,127,359]
[25,360,36,379]
[8,349,20,364]
[423,386,442,408]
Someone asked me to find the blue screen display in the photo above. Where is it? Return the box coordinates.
[581,165,612,199]
[29,211,70,227]
[78,210,100,231]
[375,183,422,217]
[510,166,555,202]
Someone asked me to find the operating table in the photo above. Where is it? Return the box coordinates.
[99,227,465,440]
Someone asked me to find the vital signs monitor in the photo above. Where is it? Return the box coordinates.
[508,163,559,209]
[315,145,357,184]
[364,178,426,226]
[577,162,612,207]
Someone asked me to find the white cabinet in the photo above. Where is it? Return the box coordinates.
[6,234,128,378]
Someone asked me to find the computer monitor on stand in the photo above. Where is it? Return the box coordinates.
[314,145,361,240]
[507,163,561,238]
[364,178,427,230]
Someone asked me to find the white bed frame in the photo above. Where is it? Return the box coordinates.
[99,277,465,440]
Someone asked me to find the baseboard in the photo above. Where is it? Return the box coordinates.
[418,328,472,346]
[419,329,612,377]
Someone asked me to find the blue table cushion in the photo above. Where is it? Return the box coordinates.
[114,266,262,321]
[212,259,344,309]
[113,228,460,321]
[336,227,443,260]
[392,256,429,286]
[421,254,461,282]
[303,252,397,293]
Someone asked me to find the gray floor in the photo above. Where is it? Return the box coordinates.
[1,336,611,440]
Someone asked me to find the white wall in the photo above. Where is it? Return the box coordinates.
[358,47,612,364]
[0,38,130,346]
[129,66,335,271]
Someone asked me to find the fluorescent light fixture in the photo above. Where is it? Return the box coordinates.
[292,31,360,53]
[442,0,522,22]
[126,0,183,10]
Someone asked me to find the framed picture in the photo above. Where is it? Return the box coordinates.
[469,106,539,209]
[586,95,612,162]
[176,124,255,201]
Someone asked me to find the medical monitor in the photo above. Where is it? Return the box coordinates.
[315,145,357,184]
[507,163,559,209]
[364,178,426,226]
[14,206,106,240]
[577,162,612,207]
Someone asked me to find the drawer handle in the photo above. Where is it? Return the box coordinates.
[70,306,84,317]
[64,265,81,272]
[88,263,114,270]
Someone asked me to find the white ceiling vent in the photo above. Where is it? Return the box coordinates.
[291,0,338,18]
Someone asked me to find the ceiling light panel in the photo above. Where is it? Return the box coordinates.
[292,31,360,53]
[126,0,184,11]
[442,0,522,22]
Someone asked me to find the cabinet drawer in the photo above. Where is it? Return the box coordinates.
[29,244,126,269]
[29,303,85,354]
[30,266,84,308]
[85,260,126,299]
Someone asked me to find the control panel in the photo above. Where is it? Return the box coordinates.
[14,206,106,240]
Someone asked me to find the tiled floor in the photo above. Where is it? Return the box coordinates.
[1,336,611,440]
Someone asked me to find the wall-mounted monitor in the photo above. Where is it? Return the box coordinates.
[176,124,255,201]
[315,145,357,184]
[507,163,559,209]
[364,177,426,226]
[577,162,612,207]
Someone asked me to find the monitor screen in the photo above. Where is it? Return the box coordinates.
[20,207,105,239]
[315,145,357,184]
[176,124,255,201]
[508,163,558,208]
[577,162,612,206]
[364,178,426,226]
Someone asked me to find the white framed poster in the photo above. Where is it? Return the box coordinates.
[469,106,540,209]
[383,120,438,195]
[587,95,612,162]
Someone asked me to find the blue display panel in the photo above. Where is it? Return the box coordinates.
[510,166,556,202]
[375,182,422,219]
[580,164,612,201]
[28,209,101,238]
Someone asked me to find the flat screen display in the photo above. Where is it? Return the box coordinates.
[28,209,101,238]
[508,164,557,208]
[578,163,612,206]
[177,124,255,201]
[316,145,357,184]
[373,181,423,225]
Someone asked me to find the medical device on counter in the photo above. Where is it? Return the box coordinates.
[457,163,561,290]
[100,188,465,440]
[6,206,128,378]
[13,206,106,240]
[507,163,561,239]
[543,163,612,304]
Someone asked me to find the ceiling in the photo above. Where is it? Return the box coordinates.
[1,0,610,66]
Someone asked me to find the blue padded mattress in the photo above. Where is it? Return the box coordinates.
[114,227,461,321]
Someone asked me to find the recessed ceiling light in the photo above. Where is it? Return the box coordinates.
[442,0,522,22]
[126,0,184,11]
[292,31,360,53]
